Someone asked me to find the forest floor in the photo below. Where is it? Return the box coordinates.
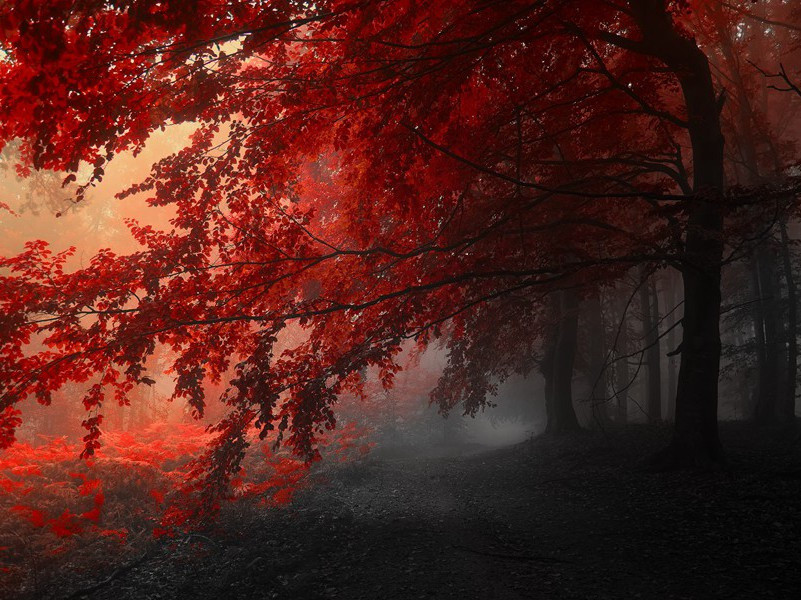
[39,423,801,600]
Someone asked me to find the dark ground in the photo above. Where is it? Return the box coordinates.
[55,424,801,599]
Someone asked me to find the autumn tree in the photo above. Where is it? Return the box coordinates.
[1,0,799,495]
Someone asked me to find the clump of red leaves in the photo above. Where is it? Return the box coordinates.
[0,421,371,596]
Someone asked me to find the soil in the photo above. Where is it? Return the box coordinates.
[55,423,801,599]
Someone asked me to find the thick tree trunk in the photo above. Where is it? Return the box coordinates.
[671,246,724,465]
[546,290,581,433]
[639,267,662,423]
[632,2,725,466]
[779,219,798,426]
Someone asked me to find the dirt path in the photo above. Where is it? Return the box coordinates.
[69,425,801,600]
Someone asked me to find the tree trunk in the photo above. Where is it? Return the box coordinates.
[751,254,769,416]
[754,246,782,423]
[546,290,581,433]
[639,267,662,423]
[779,219,797,426]
[664,268,680,421]
[613,286,630,425]
[632,2,725,466]
[541,305,556,432]
[542,348,555,431]
[585,290,610,427]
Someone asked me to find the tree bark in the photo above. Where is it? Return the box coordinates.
[541,329,556,431]
[631,2,725,466]
[750,254,769,416]
[754,246,782,423]
[584,290,610,427]
[779,219,798,426]
[664,268,680,421]
[613,286,630,425]
[546,290,581,433]
[639,267,662,424]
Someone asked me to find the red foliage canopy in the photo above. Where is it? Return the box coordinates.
[0,0,797,487]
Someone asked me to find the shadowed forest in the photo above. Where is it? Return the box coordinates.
[1,1,801,598]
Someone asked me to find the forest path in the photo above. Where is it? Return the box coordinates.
[77,425,801,600]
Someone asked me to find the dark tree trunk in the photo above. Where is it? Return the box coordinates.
[585,290,610,427]
[664,268,680,421]
[754,246,782,423]
[649,278,663,421]
[639,267,662,423]
[632,2,725,466]
[546,290,581,433]
[751,254,769,415]
[613,286,630,425]
[779,219,798,426]
[541,311,556,430]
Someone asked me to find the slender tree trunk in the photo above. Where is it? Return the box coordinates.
[754,246,782,423]
[751,254,769,415]
[546,290,581,433]
[540,298,556,432]
[779,219,797,426]
[614,286,630,425]
[585,290,610,427]
[541,318,556,431]
[632,2,725,466]
[649,278,663,421]
[664,268,680,421]
[639,267,662,423]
